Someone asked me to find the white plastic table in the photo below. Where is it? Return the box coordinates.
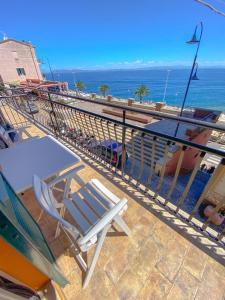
[0,135,81,193]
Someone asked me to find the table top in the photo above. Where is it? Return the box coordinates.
[0,135,81,193]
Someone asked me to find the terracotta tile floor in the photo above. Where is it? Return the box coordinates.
[2,108,225,300]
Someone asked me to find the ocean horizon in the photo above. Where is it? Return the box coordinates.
[45,68,225,112]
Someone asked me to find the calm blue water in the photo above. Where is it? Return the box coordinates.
[45,68,225,111]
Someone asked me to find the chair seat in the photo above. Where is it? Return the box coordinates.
[63,178,128,251]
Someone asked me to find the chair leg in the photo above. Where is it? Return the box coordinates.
[114,215,131,236]
[83,225,110,289]
[55,206,66,238]
[37,209,44,222]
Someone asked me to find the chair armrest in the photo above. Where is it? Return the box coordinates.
[47,165,85,188]
[78,198,128,246]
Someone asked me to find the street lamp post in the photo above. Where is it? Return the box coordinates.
[163,69,171,102]
[174,22,203,137]
[47,58,55,81]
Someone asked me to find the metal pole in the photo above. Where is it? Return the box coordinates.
[48,93,60,136]
[163,70,171,102]
[122,109,126,174]
[174,22,203,137]
[47,58,55,81]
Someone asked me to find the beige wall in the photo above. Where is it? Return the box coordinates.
[0,40,43,83]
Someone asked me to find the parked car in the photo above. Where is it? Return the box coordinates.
[89,140,128,167]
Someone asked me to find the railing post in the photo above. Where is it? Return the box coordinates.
[122,109,126,175]
[26,95,35,122]
[48,92,60,137]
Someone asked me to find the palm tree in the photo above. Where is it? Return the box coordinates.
[75,80,85,94]
[99,84,109,97]
[134,85,150,103]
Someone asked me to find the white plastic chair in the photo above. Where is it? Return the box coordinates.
[0,125,21,147]
[33,166,130,288]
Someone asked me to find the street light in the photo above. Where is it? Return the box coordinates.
[174,22,203,137]
[163,69,171,102]
[191,63,199,81]
[47,58,55,81]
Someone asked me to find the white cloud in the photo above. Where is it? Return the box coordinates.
[59,59,225,71]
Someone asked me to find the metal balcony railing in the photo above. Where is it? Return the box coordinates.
[1,90,225,244]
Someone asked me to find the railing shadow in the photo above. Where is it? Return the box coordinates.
[58,138,225,266]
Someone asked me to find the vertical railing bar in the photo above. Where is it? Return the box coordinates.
[9,95,25,126]
[201,159,225,231]
[175,151,205,212]
[154,141,171,198]
[137,132,145,183]
[217,228,225,241]
[78,111,87,135]
[63,106,72,143]
[0,98,13,125]
[48,94,60,137]
[188,157,225,222]
[165,145,187,203]
[26,96,35,122]
[94,117,102,160]
[73,109,83,146]
[113,124,120,171]
[7,96,24,126]
[69,109,79,145]
[129,129,136,178]
[121,110,127,177]
[78,110,85,135]
[82,112,92,150]
[100,119,108,163]
[88,115,98,157]
[54,102,64,137]
[202,196,225,231]
[107,121,114,169]
[75,111,84,141]
[67,108,79,145]
[63,106,71,143]
[146,135,157,189]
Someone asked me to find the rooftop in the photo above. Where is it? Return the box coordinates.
[0,38,33,47]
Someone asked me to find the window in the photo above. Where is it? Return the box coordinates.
[16,68,26,76]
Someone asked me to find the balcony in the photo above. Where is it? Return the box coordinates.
[0,91,225,299]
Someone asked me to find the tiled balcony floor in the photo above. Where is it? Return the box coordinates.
[1,107,225,300]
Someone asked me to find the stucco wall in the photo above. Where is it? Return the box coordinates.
[164,128,212,175]
[0,40,43,83]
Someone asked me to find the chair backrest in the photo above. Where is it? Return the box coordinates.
[33,175,79,236]
[0,125,20,147]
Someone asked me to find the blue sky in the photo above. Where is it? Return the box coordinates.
[1,0,225,69]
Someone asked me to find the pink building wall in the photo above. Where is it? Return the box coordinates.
[164,128,213,175]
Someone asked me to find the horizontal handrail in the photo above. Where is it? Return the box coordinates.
[36,94,225,157]
[0,94,28,99]
[42,90,225,133]
[3,87,225,133]
[1,91,225,157]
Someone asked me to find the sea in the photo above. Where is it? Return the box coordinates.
[45,68,225,112]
